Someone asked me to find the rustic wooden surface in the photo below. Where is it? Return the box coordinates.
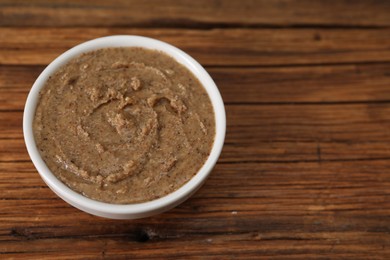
[1,0,390,259]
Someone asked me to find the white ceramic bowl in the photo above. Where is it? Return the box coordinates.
[23,35,226,219]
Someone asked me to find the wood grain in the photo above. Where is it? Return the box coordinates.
[2,1,390,259]
[1,160,390,258]
[1,28,390,66]
[1,0,390,28]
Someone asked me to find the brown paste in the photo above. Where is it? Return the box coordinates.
[33,47,215,204]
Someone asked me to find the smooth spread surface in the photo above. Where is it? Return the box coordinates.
[33,47,215,204]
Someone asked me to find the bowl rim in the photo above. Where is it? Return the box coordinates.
[23,35,226,216]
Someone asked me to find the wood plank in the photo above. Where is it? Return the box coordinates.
[0,235,388,259]
[1,161,390,258]
[1,28,390,66]
[3,63,390,111]
[1,0,390,27]
[3,104,390,163]
[1,237,387,259]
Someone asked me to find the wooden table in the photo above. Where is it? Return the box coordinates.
[2,1,390,258]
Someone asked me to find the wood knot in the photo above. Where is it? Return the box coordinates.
[134,228,150,243]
